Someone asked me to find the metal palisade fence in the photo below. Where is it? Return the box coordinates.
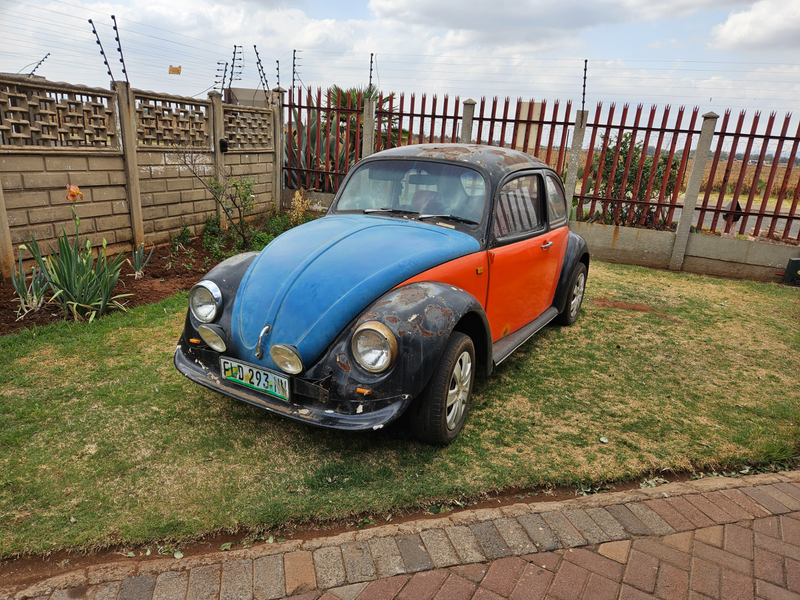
[284,88,799,241]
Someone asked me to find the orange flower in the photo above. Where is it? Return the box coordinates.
[66,185,83,202]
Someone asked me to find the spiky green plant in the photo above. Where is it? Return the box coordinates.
[22,186,130,322]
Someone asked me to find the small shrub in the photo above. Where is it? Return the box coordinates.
[290,189,313,227]
[248,231,275,252]
[202,215,228,262]
[170,223,192,252]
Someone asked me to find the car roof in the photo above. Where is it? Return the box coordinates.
[363,144,553,182]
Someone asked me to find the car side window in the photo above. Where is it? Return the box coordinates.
[493,175,543,238]
[545,174,568,227]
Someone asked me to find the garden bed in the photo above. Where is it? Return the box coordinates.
[0,236,214,336]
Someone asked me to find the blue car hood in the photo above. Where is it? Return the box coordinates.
[230,215,480,370]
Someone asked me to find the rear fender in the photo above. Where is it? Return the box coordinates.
[552,232,590,315]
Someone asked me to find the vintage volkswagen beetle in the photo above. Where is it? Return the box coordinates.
[174,144,589,444]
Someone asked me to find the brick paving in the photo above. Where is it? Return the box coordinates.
[5,472,800,600]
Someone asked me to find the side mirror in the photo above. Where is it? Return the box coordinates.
[219,139,228,153]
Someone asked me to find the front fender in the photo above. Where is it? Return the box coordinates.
[182,252,259,344]
[306,282,491,404]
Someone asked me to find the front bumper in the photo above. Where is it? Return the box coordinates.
[174,335,413,431]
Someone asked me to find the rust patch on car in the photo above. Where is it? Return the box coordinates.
[395,286,427,306]
[591,298,682,322]
[385,316,400,324]
[425,304,453,321]
[336,354,350,372]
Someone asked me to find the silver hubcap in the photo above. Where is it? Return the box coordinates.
[570,272,586,319]
[446,351,472,430]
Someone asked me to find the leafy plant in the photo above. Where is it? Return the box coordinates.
[21,185,129,322]
[583,133,680,228]
[127,243,154,279]
[11,251,53,320]
[170,223,192,253]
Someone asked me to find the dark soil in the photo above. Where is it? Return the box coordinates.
[0,236,215,336]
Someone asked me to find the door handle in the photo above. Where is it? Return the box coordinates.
[541,241,553,250]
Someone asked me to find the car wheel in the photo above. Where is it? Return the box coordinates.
[556,263,587,326]
[410,332,475,445]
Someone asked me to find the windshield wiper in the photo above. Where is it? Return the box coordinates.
[363,207,420,215]
[418,214,479,225]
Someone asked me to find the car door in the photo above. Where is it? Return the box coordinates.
[485,172,566,342]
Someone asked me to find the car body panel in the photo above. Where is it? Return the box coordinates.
[230,214,479,371]
[397,251,490,308]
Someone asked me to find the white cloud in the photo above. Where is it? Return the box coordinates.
[711,0,800,50]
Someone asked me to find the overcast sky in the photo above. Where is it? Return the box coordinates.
[1,0,799,114]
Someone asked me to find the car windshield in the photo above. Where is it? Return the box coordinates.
[334,160,487,226]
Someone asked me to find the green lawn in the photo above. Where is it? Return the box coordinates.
[1,261,798,558]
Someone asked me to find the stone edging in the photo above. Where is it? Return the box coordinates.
[6,470,800,599]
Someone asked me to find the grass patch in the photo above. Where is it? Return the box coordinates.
[1,262,799,557]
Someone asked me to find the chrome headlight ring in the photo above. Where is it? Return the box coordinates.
[351,322,398,373]
[189,280,223,323]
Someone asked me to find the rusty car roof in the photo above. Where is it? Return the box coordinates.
[365,144,551,181]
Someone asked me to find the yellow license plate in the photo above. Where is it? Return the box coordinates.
[220,357,290,401]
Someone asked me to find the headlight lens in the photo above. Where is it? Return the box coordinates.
[270,344,303,374]
[352,322,397,373]
[189,280,222,323]
[197,324,227,352]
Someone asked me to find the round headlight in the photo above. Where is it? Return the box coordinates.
[351,322,397,373]
[270,344,303,374]
[189,280,222,323]
[197,324,227,352]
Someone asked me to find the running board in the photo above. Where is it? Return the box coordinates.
[492,307,559,367]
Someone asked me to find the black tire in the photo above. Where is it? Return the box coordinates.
[556,263,587,326]
[410,332,475,445]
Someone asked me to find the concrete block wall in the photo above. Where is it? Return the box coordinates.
[0,76,282,279]
[570,221,800,282]
[137,150,217,245]
[224,150,276,217]
[0,152,131,258]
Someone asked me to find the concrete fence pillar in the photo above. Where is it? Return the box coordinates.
[112,81,145,248]
[564,110,589,220]
[272,87,286,214]
[460,99,476,144]
[669,112,719,271]
[362,98,376,159]
[208,91,227,226]
[0,179,13,281]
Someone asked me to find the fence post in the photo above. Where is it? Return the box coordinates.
[112,81,145,247]
[460,99,476,144]
[0,179,13,281]
[208,91,227,226]
[362,98,376,159]
[272,87,286,214]
[669,112,719,271]
[564,110,589,220]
